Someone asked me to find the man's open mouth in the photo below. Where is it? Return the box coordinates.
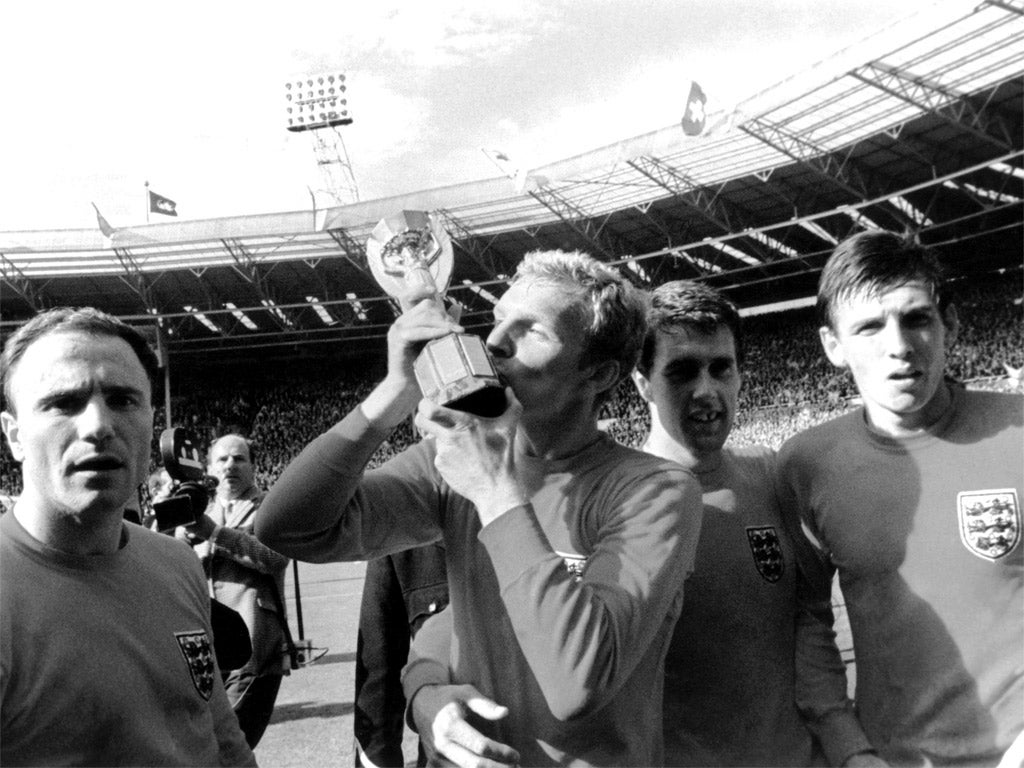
[688,411,721,424]
[73,457,123,472]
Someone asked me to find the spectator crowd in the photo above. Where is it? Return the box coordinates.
[0,276,1019,500]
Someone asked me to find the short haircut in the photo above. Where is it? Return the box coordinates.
[817,230,949,329]
[512,250,648,400]
[638,280,743,376]
[1,307,160,414]
[211,433,256,467]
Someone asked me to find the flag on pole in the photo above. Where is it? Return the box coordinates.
[91,202,115,237]
[681,81,707,136]
[149,190,178,217]
[482,148,517,177]
[482,148,536,194]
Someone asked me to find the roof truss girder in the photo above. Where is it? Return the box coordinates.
[0,253,48,312]
[628,156,781,264]
[113,248,160,315]
[852,62,1016,153]
[740,117,920,230]
[434,209,504,280]
[326,227,381,293]
[740,118,864,196]
[526,187,623,261]
[220,238,299,332]
[629,155,736,232]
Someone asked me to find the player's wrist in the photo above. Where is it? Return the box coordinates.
[361,377,420,427]
[476,487,529,527]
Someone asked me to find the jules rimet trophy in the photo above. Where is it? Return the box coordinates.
[366,210,506,417]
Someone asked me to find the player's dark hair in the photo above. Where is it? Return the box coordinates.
[1,306,159,414]
[638,281,743,376]
[817,230,948,329]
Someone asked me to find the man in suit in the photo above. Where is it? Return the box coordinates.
[183,433,293,747]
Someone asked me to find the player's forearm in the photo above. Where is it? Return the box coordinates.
[255,408,388,559]
[360,374,423,431]
[208,524,290,573]
[795,600,873,765]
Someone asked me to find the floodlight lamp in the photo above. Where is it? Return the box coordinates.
[284,69,354,131]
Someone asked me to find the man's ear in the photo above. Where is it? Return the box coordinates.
[588,359,621,400]
[632,368,654,403]
[1,411,24,462]
[819,325,847,369]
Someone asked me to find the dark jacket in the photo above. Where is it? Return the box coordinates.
[354,542,448,767]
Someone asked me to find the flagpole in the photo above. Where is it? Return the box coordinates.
[144,180,150,224]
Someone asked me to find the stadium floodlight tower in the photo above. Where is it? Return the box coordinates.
[285,71,359,205]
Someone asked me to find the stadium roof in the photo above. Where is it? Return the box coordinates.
[2,0,1021,362]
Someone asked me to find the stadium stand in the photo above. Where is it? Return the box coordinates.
[1,276,1018,499]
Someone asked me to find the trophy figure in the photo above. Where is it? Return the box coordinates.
[366,210,506,417]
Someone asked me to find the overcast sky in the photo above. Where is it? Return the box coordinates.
[1,0,946,231]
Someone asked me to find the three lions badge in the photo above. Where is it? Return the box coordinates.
[175,630,215,700]
[746,525,784,583]
[957,489,1020,561]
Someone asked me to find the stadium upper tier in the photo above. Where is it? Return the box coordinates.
[1,0,1022,359]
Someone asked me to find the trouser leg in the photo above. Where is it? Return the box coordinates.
[223,668,284,748]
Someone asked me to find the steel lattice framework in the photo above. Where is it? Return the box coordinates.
[2,0,1021,365]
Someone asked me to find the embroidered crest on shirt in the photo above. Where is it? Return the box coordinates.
[957,489,1020,561]
[556,551,587,583]
[745,526,784,583]
[175,630,215,701]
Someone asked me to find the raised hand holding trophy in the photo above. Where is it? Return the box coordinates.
[366,210,506,417]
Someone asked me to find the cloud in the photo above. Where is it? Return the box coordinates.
[321,0,554,68]
[0,0,947,230]
[344,72,433,160]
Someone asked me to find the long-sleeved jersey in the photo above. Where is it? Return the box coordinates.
[1,511,255,767]
[665,445,848,766]
[777,388,1024,765]
[257,408,702,766]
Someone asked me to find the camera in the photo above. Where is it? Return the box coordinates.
[152,428,218,532]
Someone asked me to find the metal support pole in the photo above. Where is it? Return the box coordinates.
[292,559,305,640]
[164,365,172,429]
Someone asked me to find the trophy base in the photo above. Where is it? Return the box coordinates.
[414,333,507,418]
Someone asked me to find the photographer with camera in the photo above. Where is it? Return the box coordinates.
[0,307,255,766]
[178,433,293,749]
